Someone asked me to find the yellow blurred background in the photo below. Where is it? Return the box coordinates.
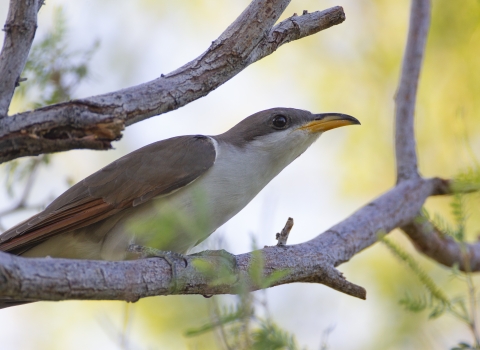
[0,0,479,349]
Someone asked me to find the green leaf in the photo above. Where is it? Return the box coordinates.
[399,293,427,313]
[251,320,299,350]
[185,305,248,337]
[428,304,445,319]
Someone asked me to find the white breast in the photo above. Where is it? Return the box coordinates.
[125,132,317,256]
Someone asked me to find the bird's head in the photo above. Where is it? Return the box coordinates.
[215,107,360,177]
[217,107,359,153]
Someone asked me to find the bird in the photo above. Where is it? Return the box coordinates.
[0,108,359,261]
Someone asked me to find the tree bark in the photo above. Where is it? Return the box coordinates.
[0,0,42,117]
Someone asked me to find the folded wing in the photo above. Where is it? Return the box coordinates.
[0,135,216,254]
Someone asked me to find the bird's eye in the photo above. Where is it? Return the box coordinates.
[272,115,288,129]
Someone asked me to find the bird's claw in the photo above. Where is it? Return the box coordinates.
[189,249,237,270]
[127,244,187,292]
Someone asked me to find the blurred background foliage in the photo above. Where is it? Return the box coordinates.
[0,0,480,349]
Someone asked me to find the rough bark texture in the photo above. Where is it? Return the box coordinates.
[0,0,42,117]
[0,4,345,163]
[0,0,478,306]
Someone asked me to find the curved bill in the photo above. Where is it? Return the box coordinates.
[298,113,360,133]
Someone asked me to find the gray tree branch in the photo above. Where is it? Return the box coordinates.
[402,217,480,272]
[395,0,430,182]
[0,0,42,117]
[0,3,345,163]
[0,177,449,304]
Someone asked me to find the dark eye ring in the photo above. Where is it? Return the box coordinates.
[272,115,288,129]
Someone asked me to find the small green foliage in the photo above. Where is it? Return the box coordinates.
[432,212,457,238]
[380,234,474,322]
[398,293,428,313]
[451,342,477,350]
[422,191,468,243]
[127,188,212,252]
[186,297,300,350]
[248,249,289,289]
[453,167,480,194]
[421,195,467,242]
[383,166,480,348]
[380,234,450,304]
[16,6,98,107]
[190,257,237,286]
[186,238,298,349]
[451,193,467,242]
[4,156,49,198]
[2,6,98,223]
[429,302,447,319]
[251,320,299,350]
[185,304,251,337]
[262,269,290,289]
[247,240,291,290]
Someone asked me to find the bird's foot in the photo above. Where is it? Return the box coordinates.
[189,249,237,269]
[127,244,187,292]
[189,249,238,293]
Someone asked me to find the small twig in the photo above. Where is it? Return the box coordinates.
[0,156,45,221]
[276,217,294,246]
[209,297,233,350]
[14,77,27,87]
[0,156,44,220]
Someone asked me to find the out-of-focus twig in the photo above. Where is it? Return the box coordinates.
[395,0,431,182]
[0,156,45,220]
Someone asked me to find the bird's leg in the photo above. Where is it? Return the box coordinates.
[126,244,187,292]
[127,246,238,294]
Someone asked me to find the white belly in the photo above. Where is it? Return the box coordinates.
[102,140,276,258]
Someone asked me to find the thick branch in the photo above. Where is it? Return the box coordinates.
[395,0,430,182]
[0,4,345,163]
[0,177,451,304]
[0,0,42,117]
[402,218,480,272]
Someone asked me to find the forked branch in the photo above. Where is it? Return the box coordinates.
[395,0,480,274]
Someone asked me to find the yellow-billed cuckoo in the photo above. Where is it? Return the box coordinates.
[0,108,359,260]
